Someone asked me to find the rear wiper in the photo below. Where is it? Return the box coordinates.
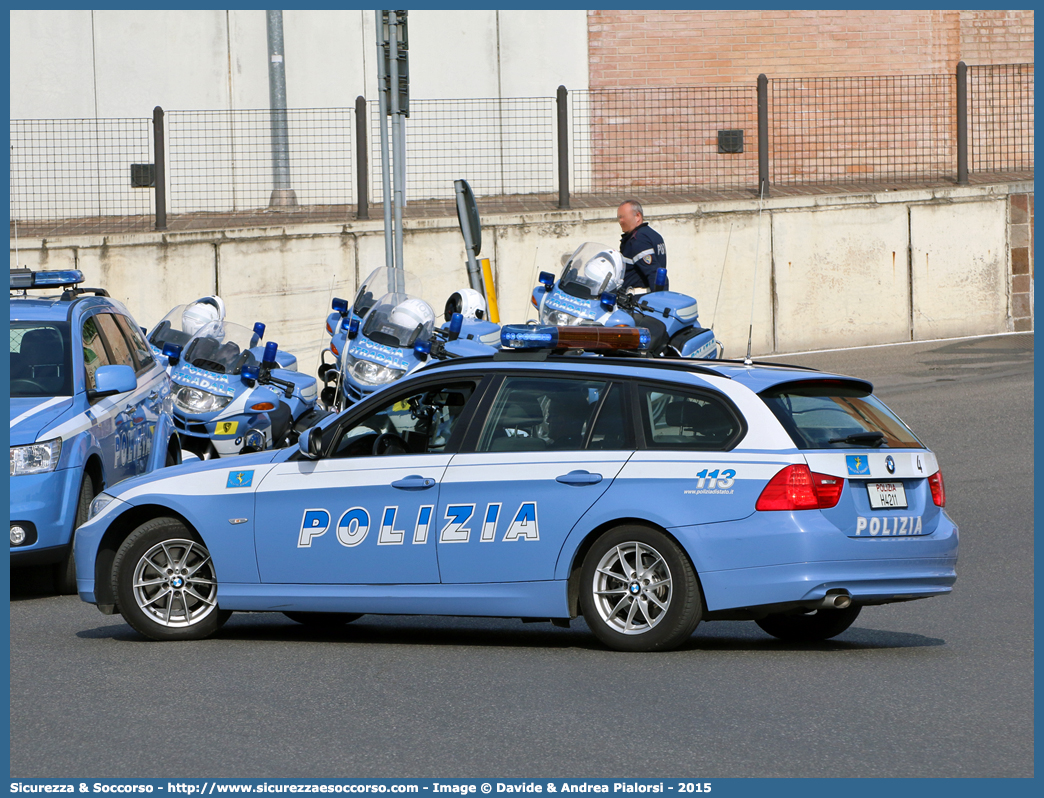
[829,431,886,447]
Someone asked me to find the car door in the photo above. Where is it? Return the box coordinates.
[94,313,154,480]
[435,374,633,583]
[252,376,485,585]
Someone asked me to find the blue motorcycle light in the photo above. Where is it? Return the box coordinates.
[253,322,266,340]
[501,324,559,349]
[600,291,616,310]
[332,297,349,315]
[414,339,432,359]
[347,318,360,339]
[449,312,464,338]
[162,343,182,364]
[655,267,668,290]
[263,341,278,364]
[539,271,555,290]
[241,364,260,383]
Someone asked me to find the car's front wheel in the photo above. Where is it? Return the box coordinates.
[579,526,703,652]
[54,472,94,595]
[755,605,861,642]
[112,518,231,641]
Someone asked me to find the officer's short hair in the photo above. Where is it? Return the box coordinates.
[621,199,644,218]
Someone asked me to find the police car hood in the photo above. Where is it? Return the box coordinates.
[9,396,76,446]
[105,448,284,501]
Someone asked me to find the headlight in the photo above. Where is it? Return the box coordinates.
[88,493,116,521]
[10,438,62,476]
[172,385,233,414]
[346,355,406,386]
[540,307,580,326]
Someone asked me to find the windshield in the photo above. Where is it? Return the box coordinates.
[559,242,623,300]
[760,382,924,450]
[353,267,424,319]
[360,292,436,348]
[180,320,262,375]
[148,304,200,350]
[10,322,73,397]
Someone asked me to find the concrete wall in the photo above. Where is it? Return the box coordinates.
[9,10,590,119]
[11,183,1028,367]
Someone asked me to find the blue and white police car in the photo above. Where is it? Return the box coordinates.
[10,269,180,593]
[74,325,957,651]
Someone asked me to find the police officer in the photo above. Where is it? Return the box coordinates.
[617,199,667,292]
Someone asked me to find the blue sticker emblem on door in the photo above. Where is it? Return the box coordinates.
[846,455,870,476]
[227,470,254,488]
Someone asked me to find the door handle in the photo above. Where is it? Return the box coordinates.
[391,475,436,490]
[556,470,603,486]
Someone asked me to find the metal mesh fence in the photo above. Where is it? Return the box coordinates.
[166,108,355,215]
[10,118,154,236]
[369,97,557,202]
[969,63,1034,173]
[570,86,759,194]
[770,74,956,185]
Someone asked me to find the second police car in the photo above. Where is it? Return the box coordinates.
[74,326,957,652]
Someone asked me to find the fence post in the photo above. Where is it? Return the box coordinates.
[153,106,167,231]
[757,74,769,199]
[956,61,969,185]
[557,85,570,209]
[355,96,369,219]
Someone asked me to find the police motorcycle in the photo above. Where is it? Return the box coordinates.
[318,268,495,412]
[147,300,322,459]
[531,242,722,359]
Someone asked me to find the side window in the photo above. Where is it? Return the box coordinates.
[114,314,156,374]
[331,380,479,458]
[81,316,112,392]
[95,313,135,369]
[587,383,632,450]
[476,376,608,453]
[638,384,743,450]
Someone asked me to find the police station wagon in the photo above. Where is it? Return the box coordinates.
[10,269,179,593]
[74,326,957,651]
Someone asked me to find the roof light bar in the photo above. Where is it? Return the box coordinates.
[500,324,651,352]
[10,269,85,289]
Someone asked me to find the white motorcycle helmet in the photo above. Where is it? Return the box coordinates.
[181,295,226,336]
[444,288,487,322]
[389,297,436,344]
[583,250,624,294]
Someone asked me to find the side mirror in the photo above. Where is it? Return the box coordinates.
[162,342,182,366]
[91,364,137,398]
[298,426,323,460]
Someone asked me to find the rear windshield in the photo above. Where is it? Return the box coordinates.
[10,322,74,397]
[760,382,923,450]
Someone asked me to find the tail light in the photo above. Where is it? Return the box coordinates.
[928,470,946,507]
[756,464,844,511]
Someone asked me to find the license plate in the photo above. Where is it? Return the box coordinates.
[867,481,907,510]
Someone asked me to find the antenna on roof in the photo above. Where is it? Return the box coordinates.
[743,181,767,366]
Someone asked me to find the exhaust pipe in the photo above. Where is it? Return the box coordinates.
[815,593,852,610]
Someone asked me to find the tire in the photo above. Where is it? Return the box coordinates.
[54,473,94,595]
[579,525,702,652]
[112,517,231,641]
[283,612,363,629]
[755,605,861,642]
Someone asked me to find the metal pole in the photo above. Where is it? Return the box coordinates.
[757,74,770,199]
[557,85,570,209]
[389,11,405,276]
[355,95,369,219]
[376,11,393,271]
[956,61,969,185]
[266,10,297,207]
[153,106,167,230]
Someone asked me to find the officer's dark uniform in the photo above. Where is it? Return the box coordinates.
[619,222,667,290]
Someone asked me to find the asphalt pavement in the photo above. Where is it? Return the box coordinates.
[9,332,1034,778]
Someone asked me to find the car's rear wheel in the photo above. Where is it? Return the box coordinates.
[112,518,231,641]
[579,526,702,652]
[755,605,861,642]
[283,612,363,628]
[54,472,94,595]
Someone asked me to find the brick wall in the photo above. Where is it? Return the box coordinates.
[588,10,1032,87]
[1009,193,1034,331]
